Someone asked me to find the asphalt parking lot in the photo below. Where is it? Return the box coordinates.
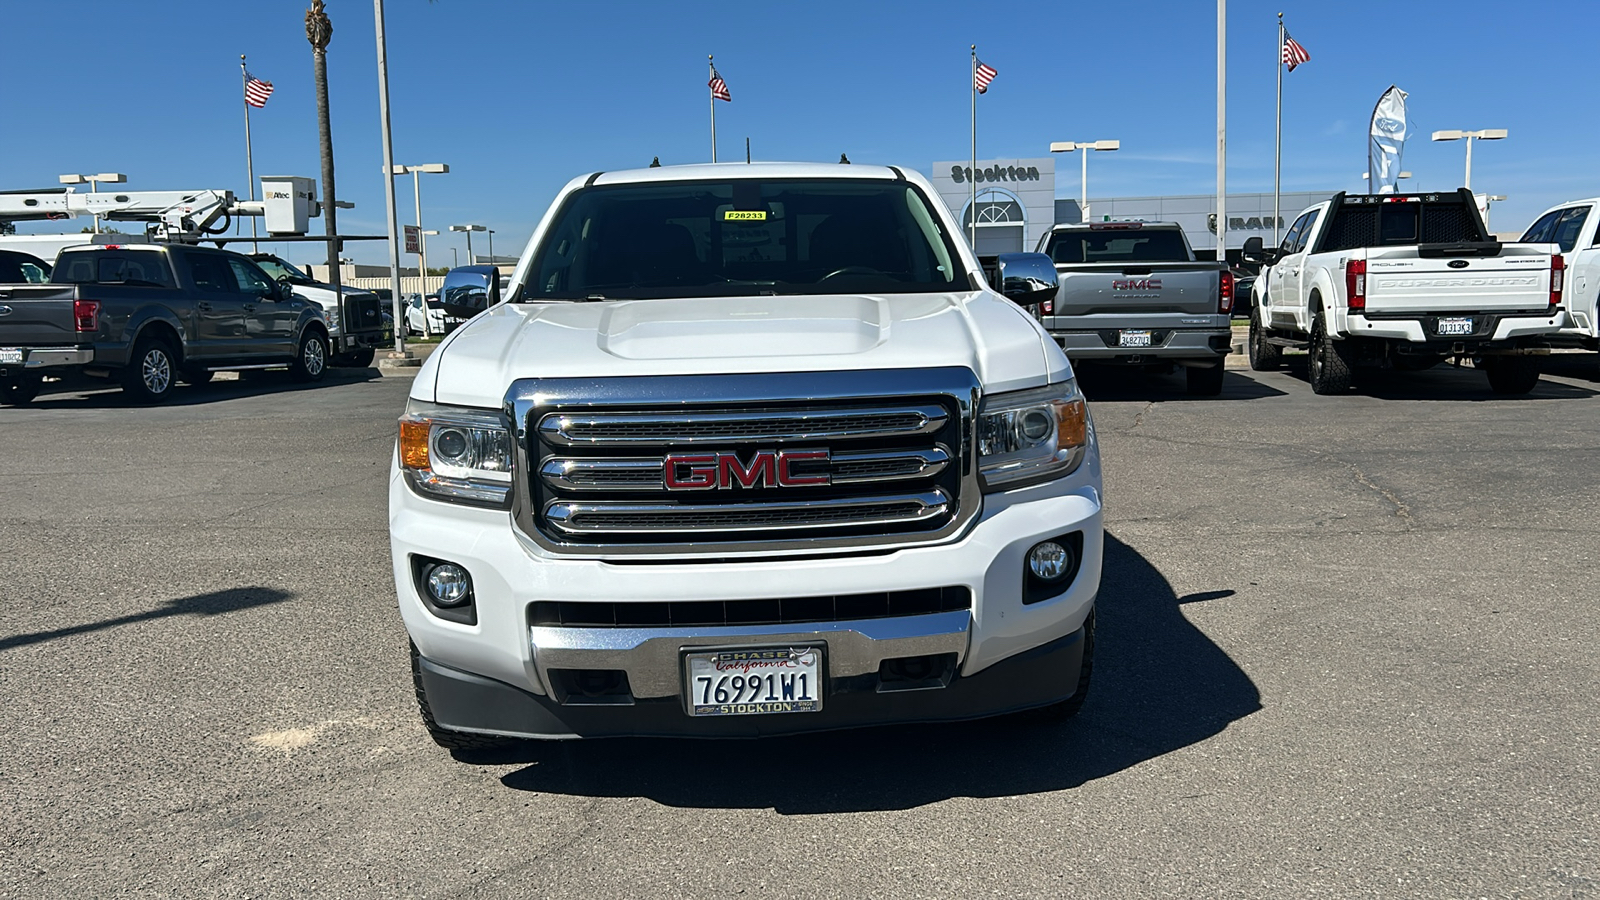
[3,359,1598,899]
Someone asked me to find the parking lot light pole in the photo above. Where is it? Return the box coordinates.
[59,172,126,234]
[451,224,486,264]
[487,229,495,263]
[1048,142,1119,222]
[372,0,408,359]
[1431,129,1507,190]
[392,163,448,336]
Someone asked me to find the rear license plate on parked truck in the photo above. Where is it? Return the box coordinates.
[0,349,22,365]
[684,646,823,717]
[1118,330,1153,348]
[1437,317,1474,336]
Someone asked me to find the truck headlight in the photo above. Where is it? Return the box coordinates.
[977,380,1089,491]
[398,400,513,507]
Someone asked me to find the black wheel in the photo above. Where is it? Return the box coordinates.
[1248,307,1283,371]
[0,371,43,406]
[1308,313,1353,395]
[121,333,178,403]
[289,329,328,382]
[410,643,518,752]
[1013,610,1095,723]
[335,347,375,368]
[181,367,214,385]
[1483,356,1541,395]
[1185,362,1226,396]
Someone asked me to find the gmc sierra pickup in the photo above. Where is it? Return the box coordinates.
[393,162,1103,748]
[1036,222,1234,396]
[1246,189,1564,394]
[0,243,330,404]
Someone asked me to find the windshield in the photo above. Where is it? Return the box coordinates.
[1045,228,1192,264]
[252,257,314,283]
[525,178,965,299]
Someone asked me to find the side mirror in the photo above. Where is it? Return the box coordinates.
[1240,236,1270,265]
[994,252,1059,305]
[275,278,295,301]
[439,265,502,320]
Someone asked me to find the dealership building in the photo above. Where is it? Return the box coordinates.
[930,157,1332,263]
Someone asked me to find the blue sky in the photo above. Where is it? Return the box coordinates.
[3,0,1594,264]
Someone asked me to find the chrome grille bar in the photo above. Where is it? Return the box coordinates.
[544,490,950,534]
[539,447,950,492]
[537,404,947,446]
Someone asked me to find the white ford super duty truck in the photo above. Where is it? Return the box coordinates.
[1245,189,1565,395]
[390,162,1104,748]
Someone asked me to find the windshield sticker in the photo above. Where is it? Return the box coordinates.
[723,210,767,221]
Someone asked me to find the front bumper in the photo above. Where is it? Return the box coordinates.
[0,346,94,370]
[416,625,1087,739]
[391,449,1103,739]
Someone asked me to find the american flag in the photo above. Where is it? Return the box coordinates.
[1282,31,1310,71]
[974,59,997,94]
[708,65,730,102]
[244,73,274,108]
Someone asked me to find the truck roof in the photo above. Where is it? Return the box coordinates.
[590,161,905,187]
[1046,221,1183,232]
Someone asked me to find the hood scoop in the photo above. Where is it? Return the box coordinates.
[596,295,888,360]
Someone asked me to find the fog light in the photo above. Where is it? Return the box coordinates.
[1027,541,1072,582]
[424,563,471,606]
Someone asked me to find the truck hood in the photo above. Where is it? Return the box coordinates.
[417,292,1066,407]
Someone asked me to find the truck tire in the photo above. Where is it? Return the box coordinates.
[1185,362,1225,396]
[1248,308,1282,370]
[410,642,518,752]
[1308,315,1353,395]
[335,347,375,368]
[289,329,329,383]
[1013,610,1095,723]
[1483,356,1541,395]
[121,333,178,403]
[0,371,43,406]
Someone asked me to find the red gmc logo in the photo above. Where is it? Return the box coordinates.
[1112,279,1163,290]
[664,449,831,491]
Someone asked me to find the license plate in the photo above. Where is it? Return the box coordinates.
[684,646,823,717]
[0,348,22,365]
[1437,317,1474,336]
[1119,330,1153,348]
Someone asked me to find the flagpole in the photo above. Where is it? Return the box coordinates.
[969,45,977,250]
[1216,0,1227,269]
[1273,13,1283,246]
[241,54,259,253]
[709,55,718,163]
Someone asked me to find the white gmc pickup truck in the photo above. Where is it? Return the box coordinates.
[1246,189,1565,394]
[390,162,1104,749]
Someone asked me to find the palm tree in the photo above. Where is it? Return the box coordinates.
[306,0,340,296]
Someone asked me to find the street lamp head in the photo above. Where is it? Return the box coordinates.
[416,163,449,174]
[451,224,486,232]
[1476,129,1508,140]
[59,174,86,184]
[422,229,440,235]
[1091,140,1120,152]
[93,173,127,183]
[1049,141,1078,153]
[1432,130,1465,141]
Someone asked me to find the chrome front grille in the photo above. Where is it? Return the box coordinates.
[505,368,981,556]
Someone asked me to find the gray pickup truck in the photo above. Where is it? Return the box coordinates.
[1037,222,1234,395]
[0,243,330,404]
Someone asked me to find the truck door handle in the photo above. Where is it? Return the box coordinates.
[242,304,256,313]
[196,301,213,311]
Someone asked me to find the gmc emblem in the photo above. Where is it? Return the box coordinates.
[664,449,830,490]
[1112,279,1162,290]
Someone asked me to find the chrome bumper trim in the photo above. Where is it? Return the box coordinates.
[530,609,973,698]
[544,489,950,534]
[1,348,94,369]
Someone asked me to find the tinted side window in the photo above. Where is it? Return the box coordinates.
[98,253,174,286]
[1551,207,1591,253]
[227,258,274,295]
[1292,211,1320,253]
[1279,214,1308,253]
[186,254,239,292]
[1521,211,1561,244]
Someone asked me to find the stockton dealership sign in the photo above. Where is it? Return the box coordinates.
[951,164,1042,184]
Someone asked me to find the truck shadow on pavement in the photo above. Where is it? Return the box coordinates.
[494,534,1261,814]
[0,587,293,652]
[1273,358,1599,401]
[1076,368,1288,402]
[20,368,384,410]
